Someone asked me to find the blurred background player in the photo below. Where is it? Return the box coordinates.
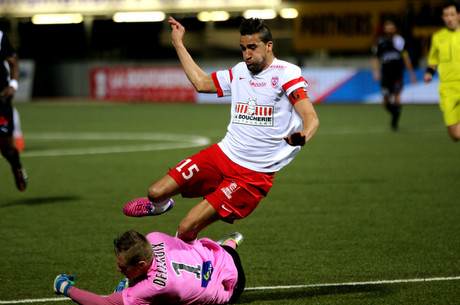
[424,1,460,142]
[0,29,27,190]
[123,17,319,242]
[372,20,417,130]
[54,231,245,305]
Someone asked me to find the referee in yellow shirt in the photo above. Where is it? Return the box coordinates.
[424,1,460,142]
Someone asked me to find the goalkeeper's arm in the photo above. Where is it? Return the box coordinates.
[69,288,124,305]
[54,274,124,305]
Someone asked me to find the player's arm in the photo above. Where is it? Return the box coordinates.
[0,56,19,100]
[284,90,319,146]
[169,17,217,93]
[54,274,125,305]
[424,36,438,83]
[402,51,417,83]
[371,55,381,81]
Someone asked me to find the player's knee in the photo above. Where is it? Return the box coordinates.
[177,222,198,241]
[147,185,168,203]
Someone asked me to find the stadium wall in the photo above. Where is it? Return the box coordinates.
[89,66,439,104]
[30,61,439,104]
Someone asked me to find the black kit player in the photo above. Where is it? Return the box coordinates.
[372,20,417,130]
[0,30,27,190]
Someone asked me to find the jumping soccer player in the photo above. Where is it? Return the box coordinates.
[424,1,460,141]
[123,17,319,241]
[54,231,245,305]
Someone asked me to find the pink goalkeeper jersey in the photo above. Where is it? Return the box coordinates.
[122,232,238,305]
[212,58,309,173]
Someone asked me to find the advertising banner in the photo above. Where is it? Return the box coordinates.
[293,1,406,51]
[90,66,196,102]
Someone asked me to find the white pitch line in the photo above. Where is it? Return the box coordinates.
[18,132,211,158]
[244,275,460,291]
[1,276,459,304]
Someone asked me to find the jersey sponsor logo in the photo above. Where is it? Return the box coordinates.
[233,98,274,127]
[249,80,266,87]
[221,181,240,199]
[269,64,287,69]
[201,261,213,288]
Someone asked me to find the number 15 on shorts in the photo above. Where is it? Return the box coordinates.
[176,159,199,180]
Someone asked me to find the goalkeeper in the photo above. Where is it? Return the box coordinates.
[54,230,245,305]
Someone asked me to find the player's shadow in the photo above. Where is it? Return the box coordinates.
[238,284,396,303]
[0,195,81,208]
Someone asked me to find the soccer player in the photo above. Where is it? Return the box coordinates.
[371,20,417,130]
[0,30,27,190]
[423,1,460,142]
[123,17,320,241]
[54,231,245,305]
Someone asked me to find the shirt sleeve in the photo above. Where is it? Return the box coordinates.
[211,68,233,97]
[427,34,439,66]
[0,31,17,59]
[281,65,308,97]
[69,287,124,305]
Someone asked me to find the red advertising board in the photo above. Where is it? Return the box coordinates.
[90,66,196,102]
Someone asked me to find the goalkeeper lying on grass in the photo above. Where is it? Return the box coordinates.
[54,230,245,305]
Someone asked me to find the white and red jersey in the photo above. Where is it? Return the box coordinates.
[122,232,238,305]
[212,58,308,173]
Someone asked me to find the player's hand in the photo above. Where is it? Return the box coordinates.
[0,86,14,101]
[423,72,432,83]
[114,278,129,292]
[168,17,185,46]
[284,132,306,146]
[54,274,76,297]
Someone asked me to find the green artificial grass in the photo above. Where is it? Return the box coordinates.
[0,102,458,304]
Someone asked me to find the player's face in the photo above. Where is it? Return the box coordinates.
[240,33,273,74]
[116,254,145,280]
[442,6,460,31]
[383,22,396,38]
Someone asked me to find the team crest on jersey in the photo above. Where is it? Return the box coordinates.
[233,98,274,127]
[271,76,279,88]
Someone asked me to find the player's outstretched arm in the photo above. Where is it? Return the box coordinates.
[54,274,124,304]
[168,17,217,93]
[284,97,319,146]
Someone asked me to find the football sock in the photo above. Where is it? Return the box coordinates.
[151,198,172,214]
[223,239,238,249]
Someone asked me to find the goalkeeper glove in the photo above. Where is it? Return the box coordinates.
[114,278,129,292]
[54,274,76,297]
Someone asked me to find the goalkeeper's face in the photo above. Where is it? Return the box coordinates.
[116,254,149,280]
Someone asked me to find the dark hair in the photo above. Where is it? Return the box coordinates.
[239,18,273,44]
[113,230,153,266]
[442,1,459,11]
